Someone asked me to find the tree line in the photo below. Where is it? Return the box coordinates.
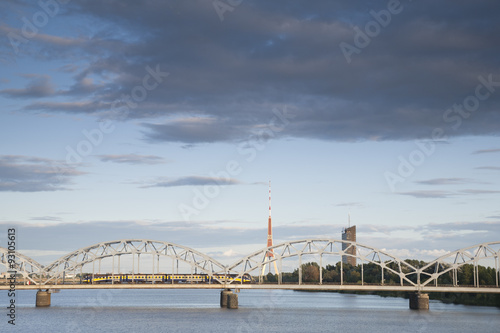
[259,260,500,307]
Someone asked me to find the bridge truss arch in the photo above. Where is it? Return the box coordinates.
[418,241,500,288]
[42,239,227,285]
[0,246,44,285]
[225,239,419,286]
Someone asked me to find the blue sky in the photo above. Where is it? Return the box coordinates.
[0,0,499,267]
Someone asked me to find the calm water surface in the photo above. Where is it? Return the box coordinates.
[2,289,499,332]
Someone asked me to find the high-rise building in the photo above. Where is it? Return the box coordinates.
[341,224,356,266]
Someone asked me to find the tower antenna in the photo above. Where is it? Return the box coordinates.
[267,180,273,249]
[262,180,279,276]
[269,180,271,220]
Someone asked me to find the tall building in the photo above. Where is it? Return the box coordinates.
[341,224,356,266]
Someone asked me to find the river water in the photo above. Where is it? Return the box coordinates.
[2,289,499,332]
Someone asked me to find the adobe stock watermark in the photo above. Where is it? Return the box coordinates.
[6,0,72,56]
[339,0,404,64]
[65,65,169,164]
[63,289,118,333]
[213,0,243,22]
[6,228,17,326]
[408,309,435,333]
[235,291,285,333]
[384,73,500,192]
[48,64,168,189]
[178,106,295,221]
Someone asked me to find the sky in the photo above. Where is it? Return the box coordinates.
[0,0,499,268]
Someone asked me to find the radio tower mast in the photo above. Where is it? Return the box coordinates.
[262,180,279,276]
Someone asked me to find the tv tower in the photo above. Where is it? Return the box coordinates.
[262,181,279,276]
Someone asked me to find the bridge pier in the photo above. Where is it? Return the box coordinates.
[227,293,238,309]
[409,292,429,310]
[36,290,51,307]
[220,289,232,307]
[220,289,238,309]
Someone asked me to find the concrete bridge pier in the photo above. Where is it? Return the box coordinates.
[220,289,232,307]
[36,290,51,307]
[409,292,429,310]
[227,293,238,309]
[220,289,238,309]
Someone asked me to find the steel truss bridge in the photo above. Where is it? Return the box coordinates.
[1,239,500,294]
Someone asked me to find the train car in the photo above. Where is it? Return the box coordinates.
[82,273,252,284]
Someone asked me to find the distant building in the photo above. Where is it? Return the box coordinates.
[341,225,356,266]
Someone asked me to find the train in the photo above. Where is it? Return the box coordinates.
[82,273,252,284]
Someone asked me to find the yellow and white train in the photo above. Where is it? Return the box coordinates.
[82,273,252,284]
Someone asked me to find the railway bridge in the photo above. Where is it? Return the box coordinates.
[1,239,499,310]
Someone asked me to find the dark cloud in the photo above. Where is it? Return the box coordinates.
[460,189,500,195]
[98,154,166,165]
[473,148,500,154]
[476,166,500,171]
[143,117,245,144]
[251,181,268,186]
[143,176,241,188]
[399,190,453,199]
[29,216,63,222]
[24,100,111,114]
[399,189,500,198]
[1,0,498,143]
[0,155,84,192]
[333,202,364,208]
[415,178,477,186]
[0,75,55,98]
[63,76,104,96]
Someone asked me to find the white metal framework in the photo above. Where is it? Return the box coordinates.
[419,241,500,288]
[42,239,227,285]
[3,239,499,290]
[226,239,420,285]
[0,246,44,285]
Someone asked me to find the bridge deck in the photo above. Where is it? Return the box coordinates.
[2,284,499,294]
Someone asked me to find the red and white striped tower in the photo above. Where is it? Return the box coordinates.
[262,180,279,275]
[267,181,273,250]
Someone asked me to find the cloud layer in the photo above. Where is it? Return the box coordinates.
[4,218,498,265]
[3,0,500,144]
